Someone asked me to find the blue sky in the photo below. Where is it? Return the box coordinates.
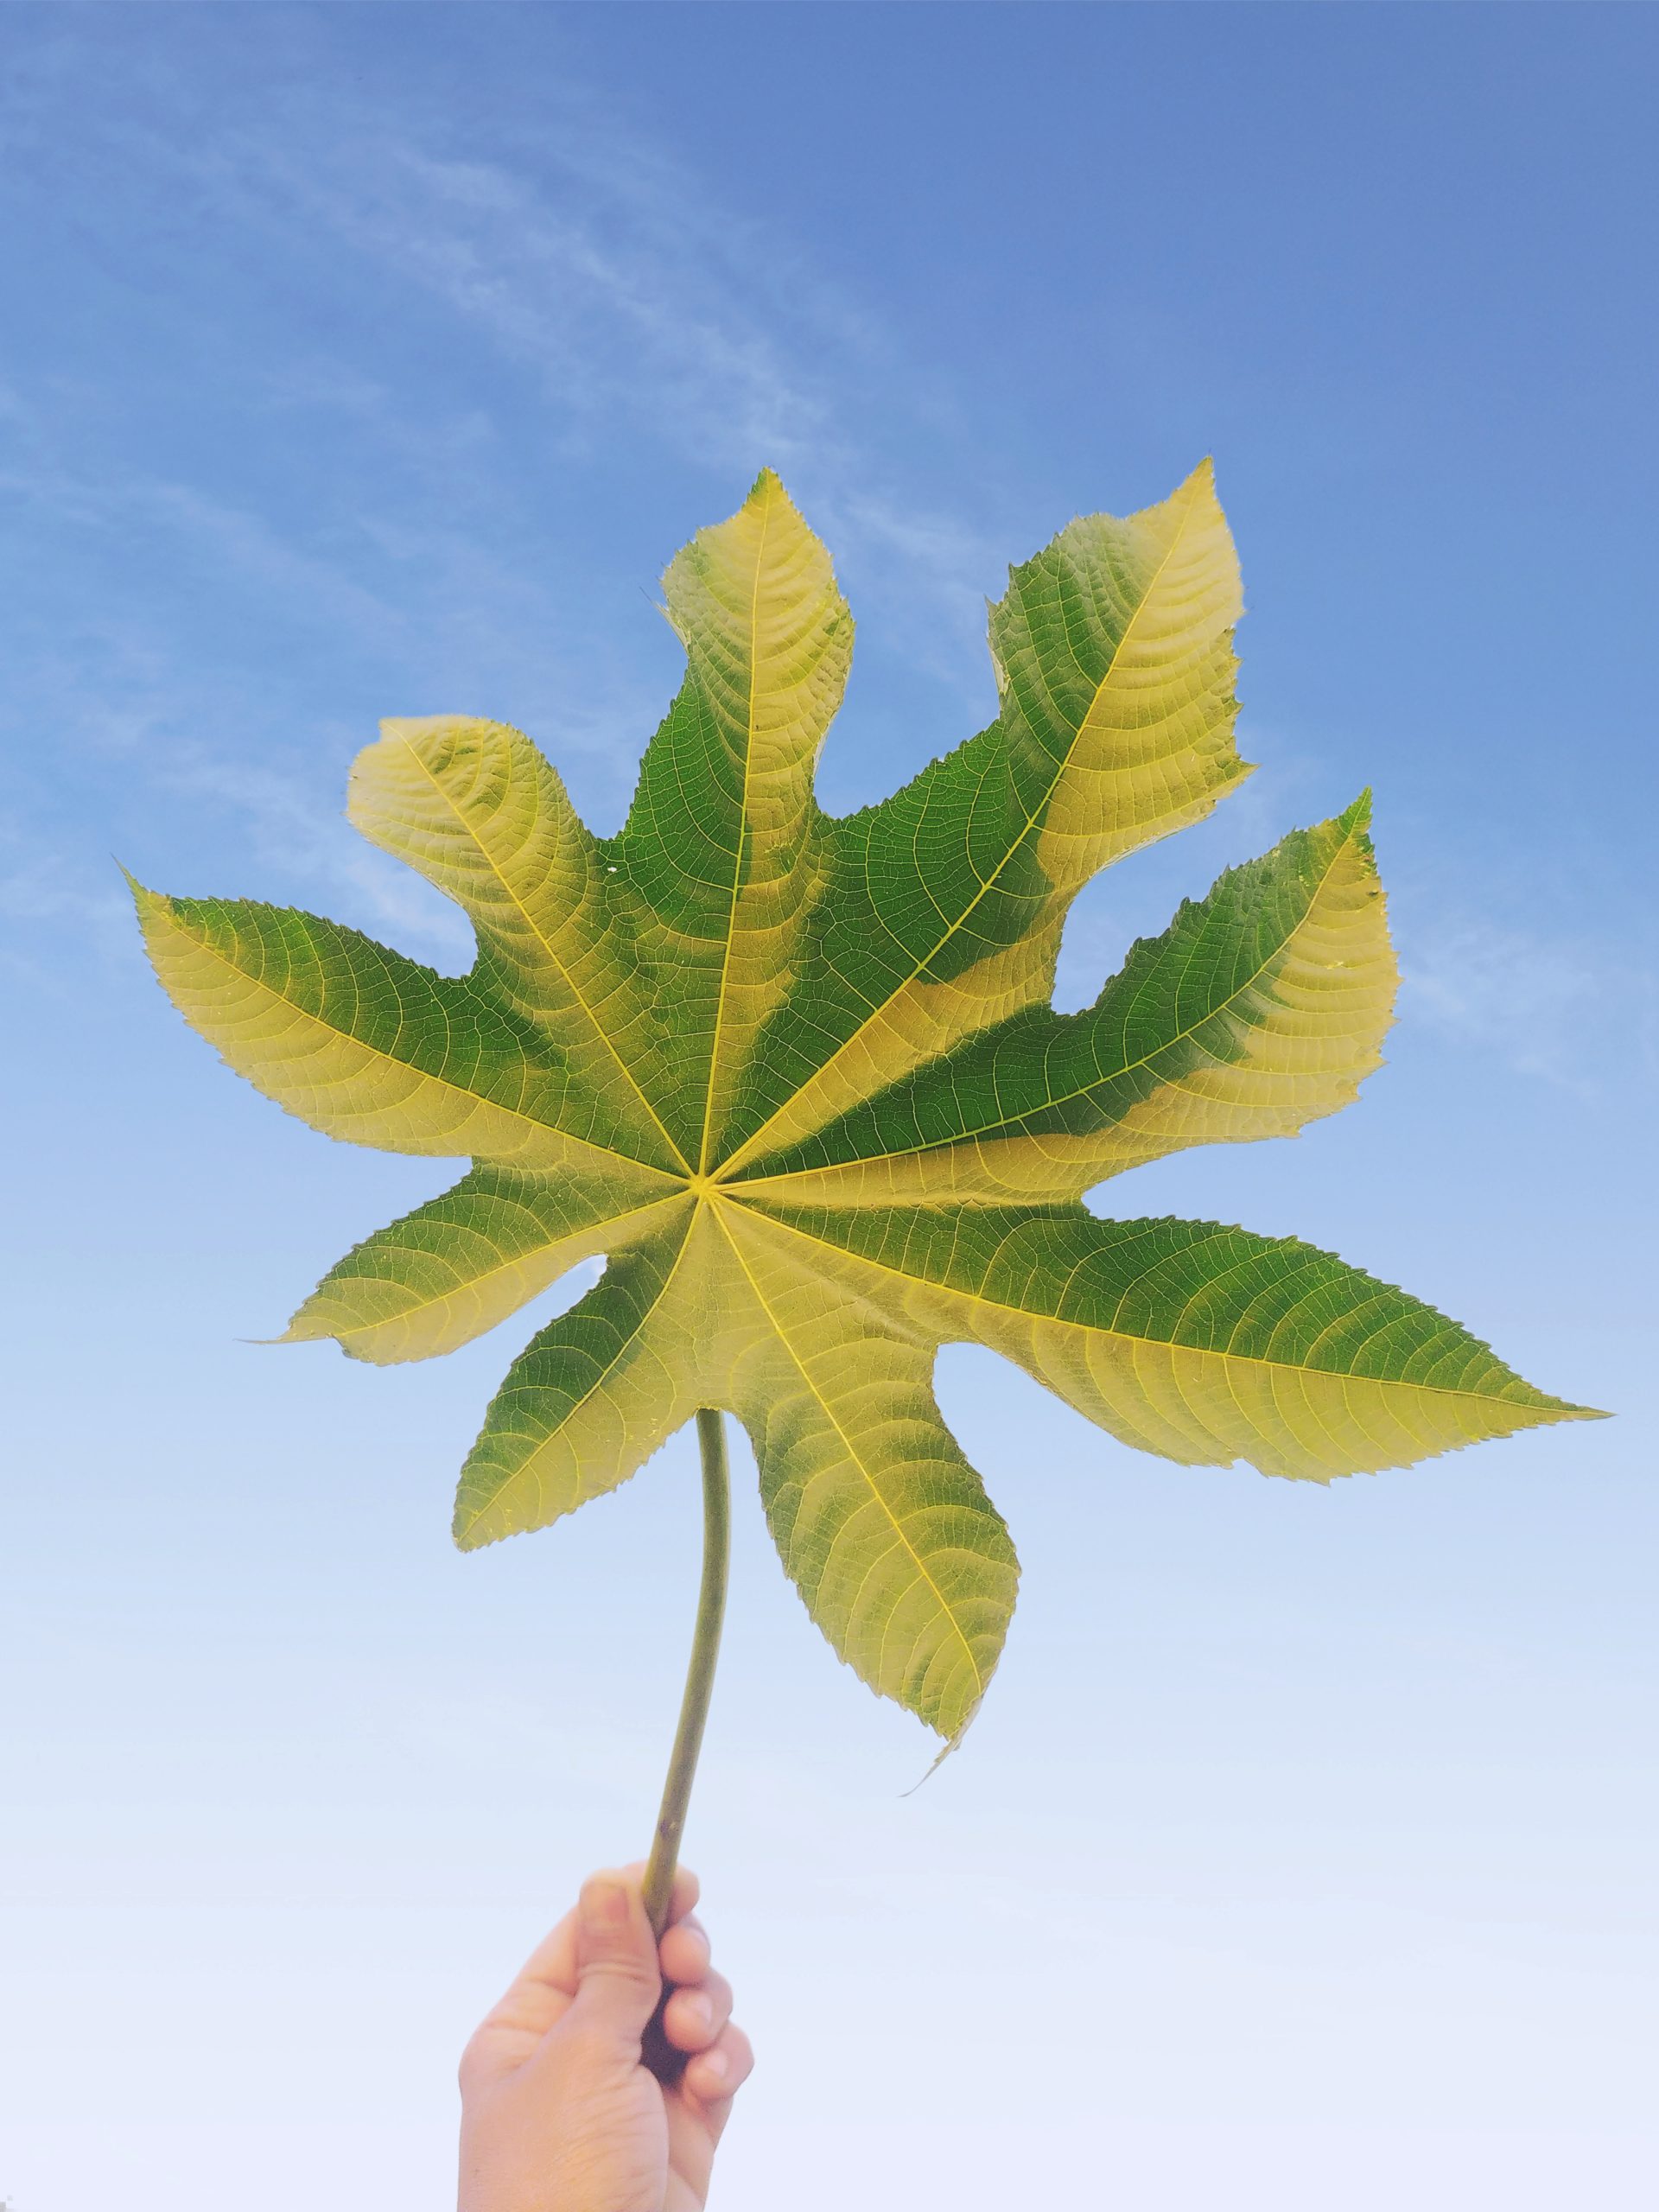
[2,6,1655,2209]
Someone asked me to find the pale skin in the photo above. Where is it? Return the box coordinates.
[459,1864,753,2212]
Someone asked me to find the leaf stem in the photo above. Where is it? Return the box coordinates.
[641,1408,731,1937]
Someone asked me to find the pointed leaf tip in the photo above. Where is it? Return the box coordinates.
[126,874,174,926]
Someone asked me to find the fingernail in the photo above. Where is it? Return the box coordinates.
[582,1879,628,1934]
[683,1991,714,2029]
[698,2046,730,2081]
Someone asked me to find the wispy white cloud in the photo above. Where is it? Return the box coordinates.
[0,808,134,982]
[1,23,1018,981]
[155,747,471,952]
[81,50,856,482]
[823,488,1005,695]
[16,29,1000,666]
[0,450,407,645]
[209,74,1009,721]
[281,136,831,472]
[1397,907,1654,1095]
[10,21,1643,1104]
[0,846,129,937]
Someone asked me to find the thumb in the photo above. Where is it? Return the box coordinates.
[564,1872,663,2047]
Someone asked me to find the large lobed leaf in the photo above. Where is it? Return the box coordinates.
[137,466,1599,1742]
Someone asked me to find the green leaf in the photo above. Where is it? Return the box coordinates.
[132,885,677,1176]
[607,469,853,1166]
[741,794,1395,1203]
[283,1160,684,1365]
[347,715,687,1174]
[738,1202,1591,1481]
[716,459,1252,1170]
[137,465,1599,1741]
[454,1208,702,1551]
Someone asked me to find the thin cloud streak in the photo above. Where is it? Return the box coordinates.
[6,21,1643,1106]
[1,29,1014,982]
[6,23,1004,678]
[1399,909,1655,1096]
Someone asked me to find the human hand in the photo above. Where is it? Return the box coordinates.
[458,1864,753,2212]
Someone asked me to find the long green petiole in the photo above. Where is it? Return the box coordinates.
[641,1408,731,1937]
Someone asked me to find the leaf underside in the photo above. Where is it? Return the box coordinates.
[137,464,1599,1741]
